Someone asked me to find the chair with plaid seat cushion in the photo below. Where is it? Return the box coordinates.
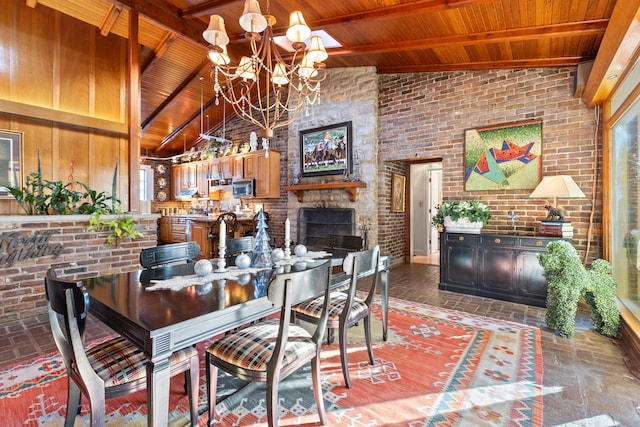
[292,246,380,389]
[44,269,199,427]
[205,260,333,427]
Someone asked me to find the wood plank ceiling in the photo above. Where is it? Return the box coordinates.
[33,0,616,157]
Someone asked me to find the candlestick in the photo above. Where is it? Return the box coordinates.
[216,245,227,272]
[219,219,226,247]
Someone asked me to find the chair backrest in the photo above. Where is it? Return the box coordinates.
[266,260,332,369]
[217,212,237,236]
[140,241,201,268]
[44,269,92,380]
[342,246,381,306]
[225,236,255,265]
[252,210,269,227]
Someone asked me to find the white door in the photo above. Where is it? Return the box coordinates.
[427,167,442,254]
[410,162,442,260]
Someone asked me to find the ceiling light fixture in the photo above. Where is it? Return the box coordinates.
[203,0,328,139]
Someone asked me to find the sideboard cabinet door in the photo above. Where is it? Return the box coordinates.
[440,233,479,291]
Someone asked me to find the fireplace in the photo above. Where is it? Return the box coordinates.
[298,208,364,255]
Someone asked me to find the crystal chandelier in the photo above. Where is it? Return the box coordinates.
[203,0,328,138]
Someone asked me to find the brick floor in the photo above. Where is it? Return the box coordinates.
[2,263,640,425]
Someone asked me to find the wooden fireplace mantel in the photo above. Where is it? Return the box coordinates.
[284,181,367,202]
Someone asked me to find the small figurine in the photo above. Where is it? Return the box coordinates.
[249,131,258,151]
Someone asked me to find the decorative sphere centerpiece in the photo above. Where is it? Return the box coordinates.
[294,244,307,257]
[235,253,251,269]
[194,259,213,277]
[271,248,284,262]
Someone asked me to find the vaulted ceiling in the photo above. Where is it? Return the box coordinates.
[35,0,618,157]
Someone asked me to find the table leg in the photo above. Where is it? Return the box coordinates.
[380,268,389,341]
[147,357,171,427]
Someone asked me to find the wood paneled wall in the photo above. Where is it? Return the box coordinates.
[0,0,130,215]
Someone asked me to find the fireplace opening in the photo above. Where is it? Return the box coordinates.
[298,208,364,254]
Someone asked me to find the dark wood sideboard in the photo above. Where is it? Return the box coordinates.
[439,232,565,307]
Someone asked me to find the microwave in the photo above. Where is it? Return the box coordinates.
[232,178,255,198]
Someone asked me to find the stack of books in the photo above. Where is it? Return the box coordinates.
[538,220,573,238]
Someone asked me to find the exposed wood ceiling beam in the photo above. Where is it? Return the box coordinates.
[329,20,608,58]
[582,0,640,107]
[181,0,236,19]
[100,4,123,36]
[378,57,585,73]
[141,32,177,73]
[108,0,208,47]
[154,94,218,153]
[142,58,212,131]
[25,0,37,8]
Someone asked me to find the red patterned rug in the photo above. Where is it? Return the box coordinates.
[0,296,543,426]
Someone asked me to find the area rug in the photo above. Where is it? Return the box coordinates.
[0,296,543,426]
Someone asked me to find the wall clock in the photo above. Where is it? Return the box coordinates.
[157,191,167,201]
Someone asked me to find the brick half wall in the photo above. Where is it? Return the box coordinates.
[0,214,159,322]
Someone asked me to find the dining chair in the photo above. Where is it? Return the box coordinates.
[292,245,380,389]
[205,260,333,427]
[244,210,269,236]
[44,269,199,427]
[209,212,237,257]
[139,241,201,268]
[224,236,255,266]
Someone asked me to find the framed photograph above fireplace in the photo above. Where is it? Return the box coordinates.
[300,121,352,177]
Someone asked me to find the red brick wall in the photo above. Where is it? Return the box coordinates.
[0,215,159,322]
[378,68,601,264]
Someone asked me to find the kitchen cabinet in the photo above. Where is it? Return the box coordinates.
[439,232,566,307]
[171,163,197,198]
[196,161,210,197]
[232,156,244,180]
[190,219,212,259]
[243,150,280,198]
[159,216,189,243]
[171,149,280,199]
[159,217,171,243]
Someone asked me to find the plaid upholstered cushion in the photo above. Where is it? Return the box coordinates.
[206,319,314,371]
[86,336,197,387]
[293,291,368,321]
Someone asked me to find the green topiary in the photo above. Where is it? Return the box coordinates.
[538,240,620,338]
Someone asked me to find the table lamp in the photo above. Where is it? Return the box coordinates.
[529,175,585,221]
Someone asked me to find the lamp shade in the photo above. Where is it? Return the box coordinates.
[529,175,585,206]
[286,11,311,43]
[271,63,289,86]
[203,15,229,46]
[306,35,328,63]
[239,0,268,33]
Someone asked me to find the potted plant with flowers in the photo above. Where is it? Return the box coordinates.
[432,200,491,234]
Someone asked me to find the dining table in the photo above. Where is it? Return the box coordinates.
[82,252,390,427]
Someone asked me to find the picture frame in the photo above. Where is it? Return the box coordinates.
[300,121,352,177]
[0,130,23,198]
[464,119,542,191]
[391,173,406,213]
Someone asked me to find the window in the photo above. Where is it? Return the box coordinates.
[609,76,640,316]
